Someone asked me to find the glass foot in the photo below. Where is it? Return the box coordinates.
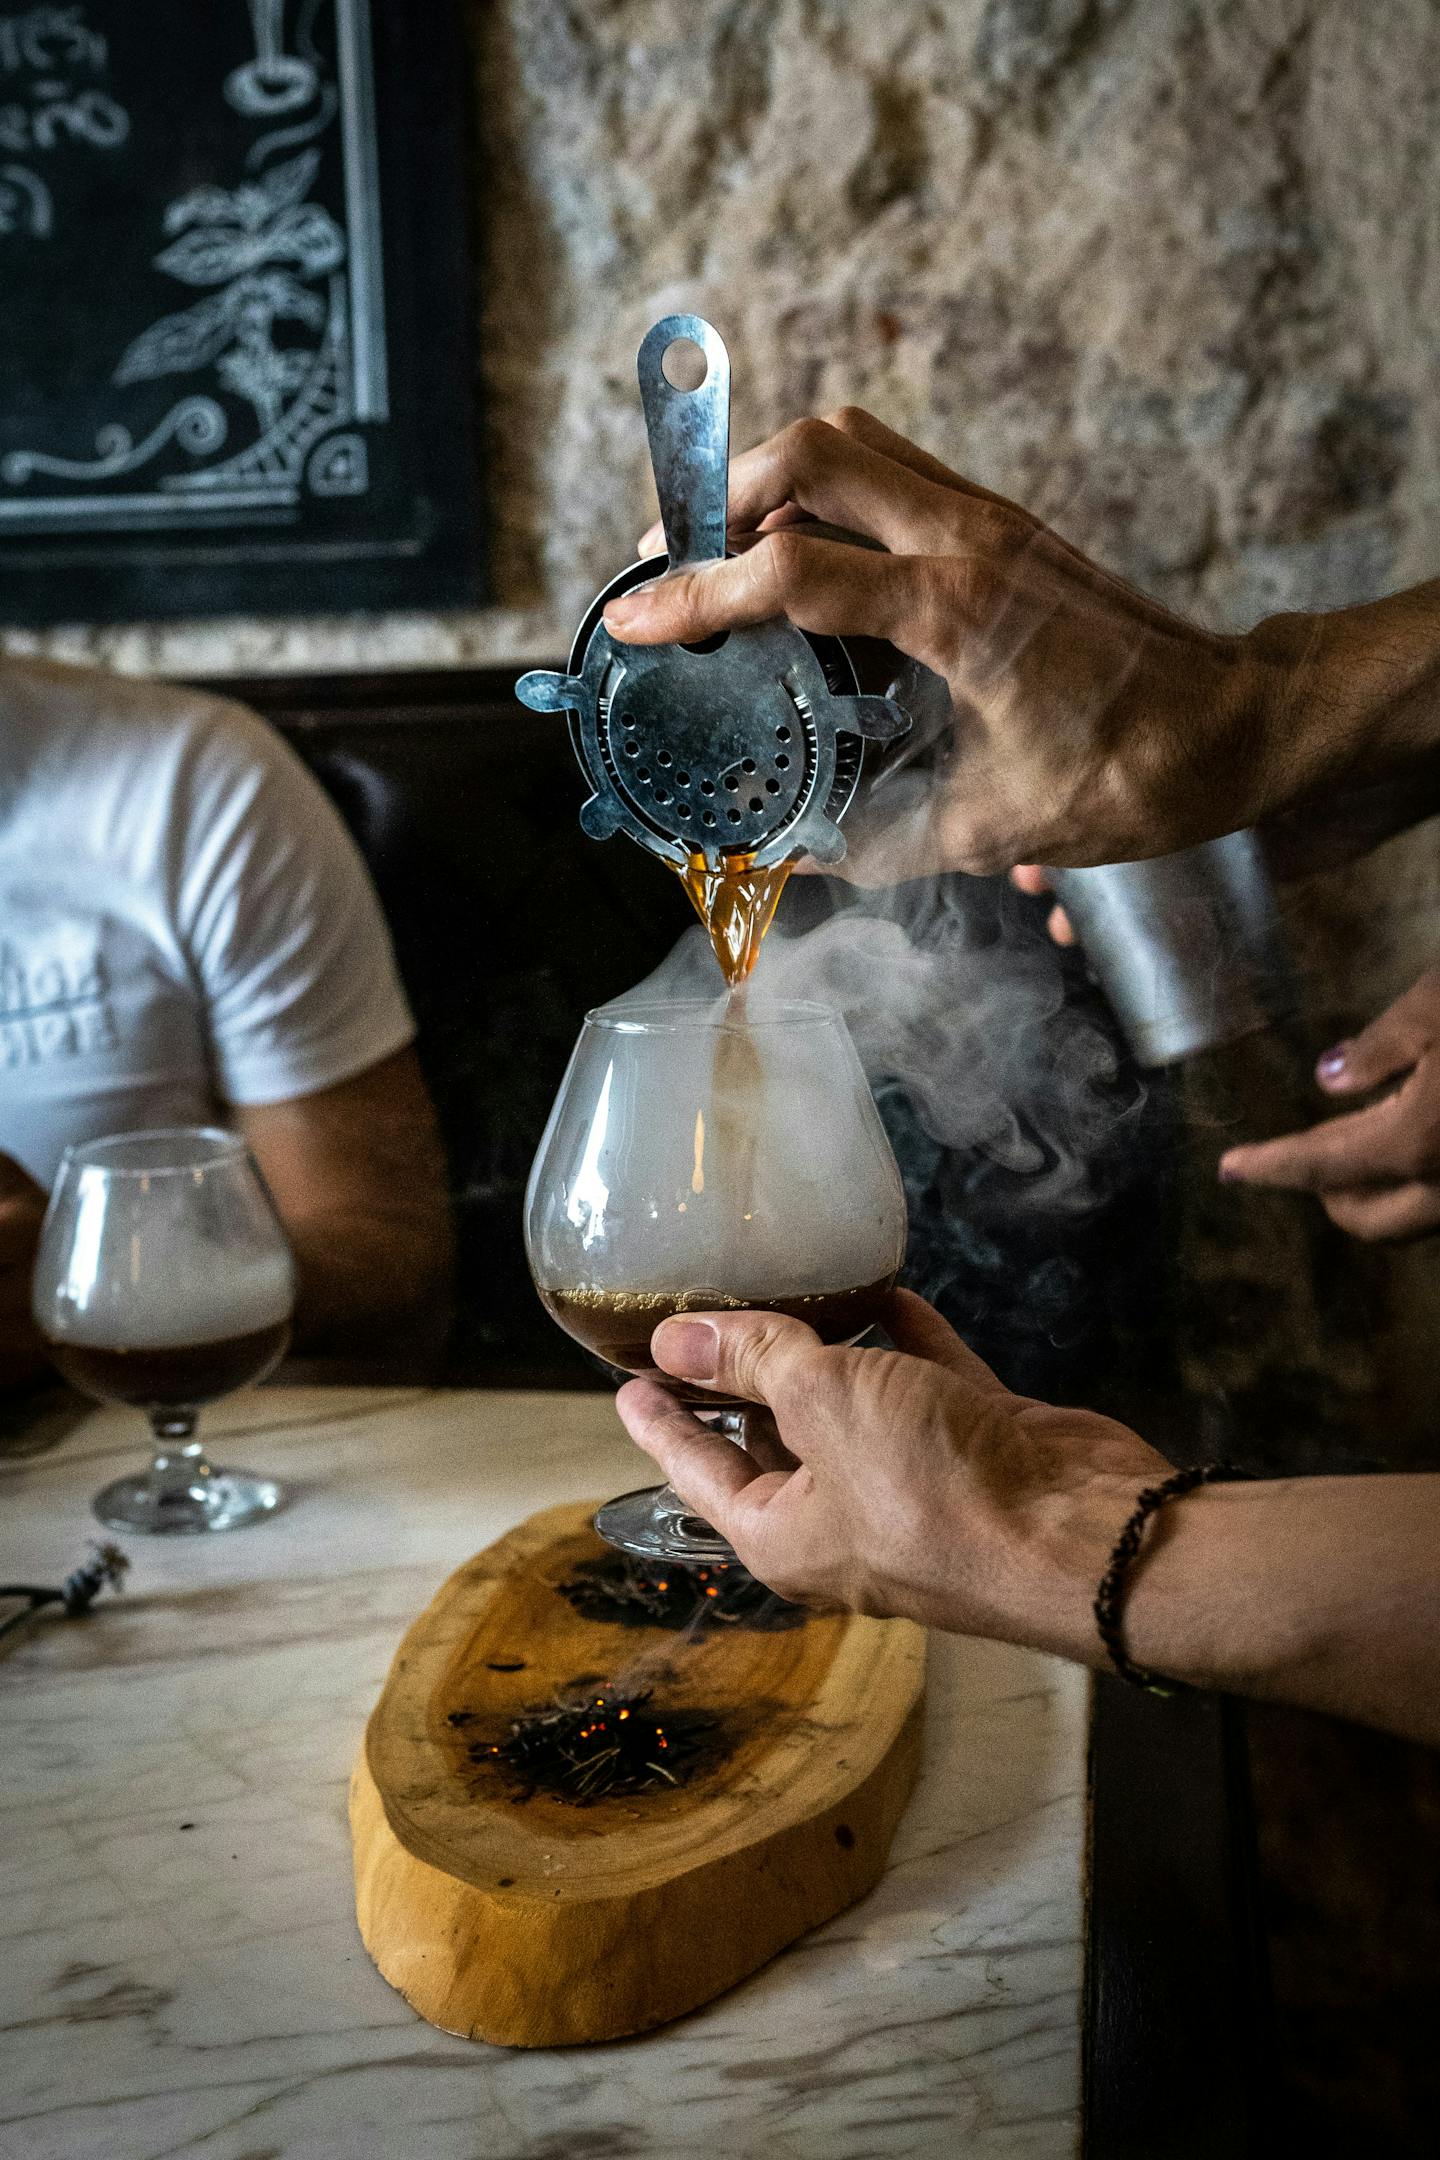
[93,1469,282,1536]
[594,1483,737,1565]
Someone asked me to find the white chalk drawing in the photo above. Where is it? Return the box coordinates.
[0,0,387,528]
[0,8,122,171]
[115,150,340,425]
[0,158,48,232]
[164,275,351,497]
[306,427,365,495]
[2,396,225,483]
[0,8,106,76]
[0,82,127,152]
[226,0,316,117]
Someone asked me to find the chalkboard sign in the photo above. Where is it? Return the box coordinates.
[0,1,480,624]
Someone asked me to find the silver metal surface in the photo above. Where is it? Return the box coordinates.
[636,314,730,571]
[517,314,911,871]
[1049,831,1298,1066]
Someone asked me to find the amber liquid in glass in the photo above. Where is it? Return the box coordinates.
[45,1320,292,1409]
[538,1278,895,1402]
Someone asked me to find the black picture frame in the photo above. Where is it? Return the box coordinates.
[0,1,481,624]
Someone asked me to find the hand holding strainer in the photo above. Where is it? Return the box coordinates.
[517,316,912,872]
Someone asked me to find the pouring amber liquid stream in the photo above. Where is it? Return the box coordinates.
[674,849,794,987]
[669,846,792,1255]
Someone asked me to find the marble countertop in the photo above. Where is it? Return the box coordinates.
[0,1386,1088,2160]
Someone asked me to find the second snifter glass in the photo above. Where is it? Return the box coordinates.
[32,1128,296,1534]
[525,998,907,1564]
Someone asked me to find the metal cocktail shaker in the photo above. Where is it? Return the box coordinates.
[1047,832,1298,1067]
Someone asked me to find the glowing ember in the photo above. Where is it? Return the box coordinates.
[471,1686,721,1805]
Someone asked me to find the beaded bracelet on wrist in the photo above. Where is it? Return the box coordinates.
[1093,1462,1253,1696]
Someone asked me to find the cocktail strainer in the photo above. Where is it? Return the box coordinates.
[517,315,912,871]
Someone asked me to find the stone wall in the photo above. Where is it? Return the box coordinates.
[8,0,1440,1434]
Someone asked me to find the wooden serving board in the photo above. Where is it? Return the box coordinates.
[350,1501,926,2046]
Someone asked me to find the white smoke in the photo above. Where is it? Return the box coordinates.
[46,1245,293,1347]
[620,870,1142,1222]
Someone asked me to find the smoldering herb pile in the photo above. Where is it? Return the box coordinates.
[556,1551,804,1632]
[455,1686,722,1805]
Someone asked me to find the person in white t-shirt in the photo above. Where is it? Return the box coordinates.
[0,655,453,1390]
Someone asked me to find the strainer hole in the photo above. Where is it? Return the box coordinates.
[637,767,651,782]
[727,808,742,823]
[765,777,780,794]
[775,754,790,770]
[776,725,792,742]
[654,786,671,805]
[657,750,673,768]
[699,779,715,796]
[742,758,756,774]
[677,771,690,786]
[724,773,739,791]
[681,630,730,656]
[748,796,763,811]
[623,741,639,756]
[703,811,716,827]
[676,803,691,819]
[661,335,708,391]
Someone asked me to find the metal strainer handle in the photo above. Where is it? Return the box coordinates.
[636,316,730,572]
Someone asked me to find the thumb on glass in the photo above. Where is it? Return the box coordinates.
[651,1308,822,1407]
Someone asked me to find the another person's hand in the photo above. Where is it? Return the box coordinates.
[0,1153,48,1390]
[1219,971,1440,1240]
[605,407,1315,876]
[1009,862,1077,945]
[615,1288,1167,1648]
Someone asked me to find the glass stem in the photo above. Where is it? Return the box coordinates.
[146,1410,210,1501]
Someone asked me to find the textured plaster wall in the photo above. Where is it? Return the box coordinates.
[8,0,1440,1434]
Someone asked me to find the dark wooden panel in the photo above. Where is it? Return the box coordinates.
[1085,1677,1273,2157]
[1246,1697,1440,2153]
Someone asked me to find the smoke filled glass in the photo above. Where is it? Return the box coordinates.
[525,997,907,1563]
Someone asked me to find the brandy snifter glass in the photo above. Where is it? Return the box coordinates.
[32,1128,296,1535]
[524,997,907,1564]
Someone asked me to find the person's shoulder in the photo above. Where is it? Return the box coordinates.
[3,649,257,740]
[1,652,300,795]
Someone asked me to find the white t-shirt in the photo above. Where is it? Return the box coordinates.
[0,658,415,1186]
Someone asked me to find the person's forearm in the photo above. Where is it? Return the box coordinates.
[1246,581,1440,819]
[1011,1472,1440,1745]
[286,1208,454,1363]
[1133,1475,1440,1741]
[236,1050,455,1371]
[0,1308,49,1393]
[0,1166,52,1393]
